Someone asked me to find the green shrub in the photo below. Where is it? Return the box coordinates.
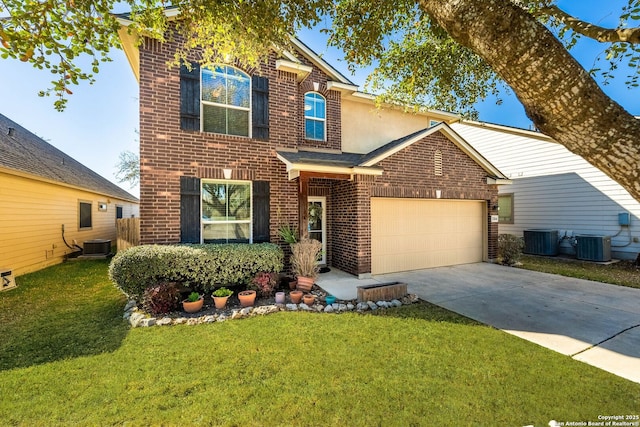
[142,282,180,315]
[498,234,524,266]
[108,243,284,299]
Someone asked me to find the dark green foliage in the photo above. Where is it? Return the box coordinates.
[108,243,284,299]
[142,282,181,315]
[498,234,524,266]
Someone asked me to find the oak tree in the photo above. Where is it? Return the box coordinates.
[1,0,639,200]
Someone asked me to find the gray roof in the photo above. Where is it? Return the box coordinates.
[0,113,138,203]
[277,127,433,169]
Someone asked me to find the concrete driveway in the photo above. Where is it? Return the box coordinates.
[318,263,640,383]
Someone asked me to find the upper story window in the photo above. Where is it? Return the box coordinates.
[201,65,251,137]
[304,92,326,141]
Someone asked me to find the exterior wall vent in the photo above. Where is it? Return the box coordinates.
[523,229,559,256]
[83,239,112,255]
[575,235,611,262]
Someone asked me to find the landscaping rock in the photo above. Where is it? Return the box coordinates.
[367,301,378,310]
[299,303,311,311]
[140,317,156,327]
[254,305,279,316]
[173,317,188,325]
[203,315,217,323]
[347,303,355,311]
[324,304,334,313]
[157,317,173,326]
[337,303,348,312]
[356,302,369,311]
[240,307,253,317]
[391,299,402,307]
[124,300,137,312]
[217,314,227,322]
[186,318,200,326]
[285,303,298,311]
[129,311,145,327]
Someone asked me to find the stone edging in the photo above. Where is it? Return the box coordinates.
[124,294,421,328]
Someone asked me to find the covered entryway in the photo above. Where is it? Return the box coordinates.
[371,198,485,274]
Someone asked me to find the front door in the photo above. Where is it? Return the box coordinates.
[308,197,326,265]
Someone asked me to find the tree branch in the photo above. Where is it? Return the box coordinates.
[536,4,640,44]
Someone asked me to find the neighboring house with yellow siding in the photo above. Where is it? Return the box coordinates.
[0,113,139,277]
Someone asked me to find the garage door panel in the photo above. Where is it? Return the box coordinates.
[371,198,484,274]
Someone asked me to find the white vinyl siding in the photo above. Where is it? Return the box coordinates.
[452,122,640,259]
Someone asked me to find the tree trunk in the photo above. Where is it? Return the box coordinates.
[420,0,640,202]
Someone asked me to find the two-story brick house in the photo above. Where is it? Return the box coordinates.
[117,11,509,278]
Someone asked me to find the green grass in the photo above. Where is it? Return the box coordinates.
[1,260,639,426]
[519,254,640,289]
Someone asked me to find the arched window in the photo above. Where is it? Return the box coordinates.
[304,92,326,141]
[201,65,251,137]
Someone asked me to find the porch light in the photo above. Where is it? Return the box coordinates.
[223,168,232,180]
[313,81,320,92]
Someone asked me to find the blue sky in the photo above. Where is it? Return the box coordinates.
[0,1,636,198]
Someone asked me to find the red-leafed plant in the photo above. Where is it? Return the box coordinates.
[250,272,278,298]
[142,282,180,315]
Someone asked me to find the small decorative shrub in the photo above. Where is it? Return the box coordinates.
[291,238,322,279]
[109,243,284,299]
[278,224,298,244]
[498,234,524,266]
[186,292,200,302]
[212,287,233,297]
[142,282,180,315]
[250,272,278,298]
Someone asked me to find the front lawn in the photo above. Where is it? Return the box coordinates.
[1,260,638,426]
[518,254,640,289]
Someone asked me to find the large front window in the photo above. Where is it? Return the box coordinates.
[304,92,326,141]
[201,65,251,137]
[202,181,252,243]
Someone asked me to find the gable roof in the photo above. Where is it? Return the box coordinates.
[277,122,510,183]
[115,8,355,86]
[0,113,139,203]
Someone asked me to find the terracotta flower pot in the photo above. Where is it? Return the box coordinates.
[288,280,298,291]
[296,276,314,292]
[213,295,231,310]
[303,294,315,305]
[238,290,257,307]
[182,297,204,313]
[289,290,303,304]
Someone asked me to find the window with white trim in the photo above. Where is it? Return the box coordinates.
[79,201,92,229]
[304,92,326,141]
[201,65,251,137]
[201,181,252,243]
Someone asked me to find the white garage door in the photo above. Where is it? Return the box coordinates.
[371,198,485,275]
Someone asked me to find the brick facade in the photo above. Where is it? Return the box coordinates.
[138,33,499,277]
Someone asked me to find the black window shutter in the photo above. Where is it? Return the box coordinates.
[180,63,200,131]
[252,181,270,243]
[252,76,269,140]
[180,176,201,243]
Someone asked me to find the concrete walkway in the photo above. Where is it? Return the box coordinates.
[316,263,640,384]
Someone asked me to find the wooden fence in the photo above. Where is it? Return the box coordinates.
[116,218,140,252]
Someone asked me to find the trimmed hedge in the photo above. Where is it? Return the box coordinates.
[108,243,284,299]
[498,234,524,266]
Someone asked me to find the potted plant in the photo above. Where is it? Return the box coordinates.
[303,293,316,305]
[182,291,204,313]
[290,238,322,292]
[212,287,233,310]
[251,272,278,298]
[289,290,303,304]
[238,289,257,307]
[278,224,298,244]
